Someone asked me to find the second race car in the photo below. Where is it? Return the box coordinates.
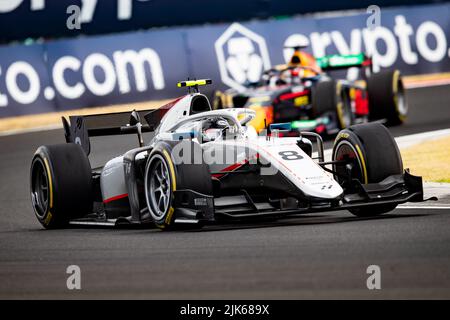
[214,46,408,136]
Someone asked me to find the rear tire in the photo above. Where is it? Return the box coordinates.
[30,144,92,228]
[312,80,353,129]
[332,122,403,217]
[367,69,407,125]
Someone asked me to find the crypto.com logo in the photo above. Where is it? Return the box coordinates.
[215,23,271,92]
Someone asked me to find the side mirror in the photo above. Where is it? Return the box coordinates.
[129,110,141,126]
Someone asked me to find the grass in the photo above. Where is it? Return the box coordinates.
[401,136,450,183]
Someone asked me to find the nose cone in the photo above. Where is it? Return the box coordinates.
[305,180,344,199]
[257,139,344,200]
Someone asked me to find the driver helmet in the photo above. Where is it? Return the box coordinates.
[200,118,229,142]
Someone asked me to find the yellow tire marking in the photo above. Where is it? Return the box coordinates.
[165,207,174,225]
[393,70,399,110]
[335,80,341,97]
[355,144,368,184]
[162,149,176,226]
[336,102,345,128]
[162,149,176,192]
[393,70,399,93]
[335,81,346,128]
[392,70,406,122]
[337,132,349,140]
[44,211,52,226]
[43,157,53,209]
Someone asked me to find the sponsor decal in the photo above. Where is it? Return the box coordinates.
[1,4,450,117]
[215,23,271,92]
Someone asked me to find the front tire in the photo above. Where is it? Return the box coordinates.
[145,151,176,229]
[332,122,403,217]
[144,141,212,230]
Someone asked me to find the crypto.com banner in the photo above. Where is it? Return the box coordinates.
[0,0,435,43]
[0,3,449,118]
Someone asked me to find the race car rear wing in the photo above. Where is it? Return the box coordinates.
[316,53,372,72]
[62,109,154,156]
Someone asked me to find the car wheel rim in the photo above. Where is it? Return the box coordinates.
[333,141,364,184]
[31,158,49,218]
[148,156,171,219]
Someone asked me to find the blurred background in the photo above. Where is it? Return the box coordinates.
[0,0,449,123]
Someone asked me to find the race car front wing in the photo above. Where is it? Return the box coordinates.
[170,170,431,224]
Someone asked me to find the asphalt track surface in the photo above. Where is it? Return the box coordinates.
[0,85,449,299]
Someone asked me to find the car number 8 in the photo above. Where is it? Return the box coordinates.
[278,150,303,160]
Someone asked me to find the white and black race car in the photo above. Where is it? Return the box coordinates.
[30,79,426,230]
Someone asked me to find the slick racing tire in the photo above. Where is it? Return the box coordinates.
[332,122,403,217]
[144,141,212,230]
[367,69,407,125]
[312,80,353,129]
[30,143,93,229]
